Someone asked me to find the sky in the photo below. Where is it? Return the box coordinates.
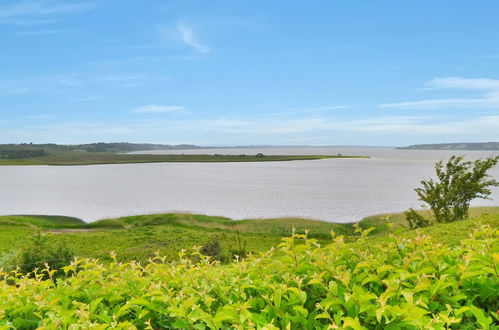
[1,0,499,146]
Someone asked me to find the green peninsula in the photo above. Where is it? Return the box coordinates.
[0,143,367,165]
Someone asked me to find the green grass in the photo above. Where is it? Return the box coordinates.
[62,213,352,262]
[0,212,347,263]
[0,152,367,166]
[0,215,84,228]
[87,213,353,238]
[358,207,499,240]
[0,215,85,255]
[0,207,497,264]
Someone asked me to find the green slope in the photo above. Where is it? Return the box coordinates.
[0,207,497,263]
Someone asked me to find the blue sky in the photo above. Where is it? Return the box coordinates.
[1,0,498,146]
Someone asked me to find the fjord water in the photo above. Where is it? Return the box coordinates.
[1,147,497,223]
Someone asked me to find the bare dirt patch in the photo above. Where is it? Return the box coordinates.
[49,229,98,234]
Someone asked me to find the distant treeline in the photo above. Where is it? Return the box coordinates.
[397,142,499,151]
[0,149,48,159]
[51,142,202,153]
[0,142,202,155]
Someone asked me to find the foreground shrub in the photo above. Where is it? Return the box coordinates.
[406,155,499,228]
[0,225,497,329]
[200,237,225,263]
[1,232,74,277]
[404,208,431,229]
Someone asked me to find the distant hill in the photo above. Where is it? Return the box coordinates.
[397,142,499,151]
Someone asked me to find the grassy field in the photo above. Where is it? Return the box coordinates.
[0,152,367,166]
[1,207,497,263]
[358,207,499,240]
[0,213,350,263]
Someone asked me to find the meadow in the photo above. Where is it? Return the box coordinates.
[0,213,351,263]
[0,208,497,328]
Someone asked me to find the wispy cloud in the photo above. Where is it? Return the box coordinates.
[380,77,499,110]
[6,87,32,94]
[89,56,176,67]
[160,22,210,54]
[0,1,95,19]
[0,18,55,25]
[302,105,351,112]
[24,114,57,120]
[478,54,499,59]
[67,95,105,101]
[0,73,145,97]
[12,29,61,36]
[55,73,145,88]
[429,77,499,90]
[126,114,499,137]
[379,98,499,110]
[129,43,165,50]
[133,105,186,113]
[258,105,352,117]
[176,23,210,53]
[3,114,498,145]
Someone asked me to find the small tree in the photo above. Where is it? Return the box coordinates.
[8,232,75,277]
[405,155,499,228]
[200,237,222,260]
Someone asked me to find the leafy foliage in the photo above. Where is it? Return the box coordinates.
[405,208,431,229]
[0,224,497,329]
[7,233,75,277]
[406,156,499,228]
[200,238,223,260]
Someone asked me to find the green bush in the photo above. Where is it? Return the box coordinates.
[0,225,497,328]
[407,155,499,228]
[404,208,431,229]
[200,237,222,260]
[12,233,74,277]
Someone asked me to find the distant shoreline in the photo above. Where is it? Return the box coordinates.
[397,142,499,151]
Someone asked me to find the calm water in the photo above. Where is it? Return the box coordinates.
[1,147,498,223]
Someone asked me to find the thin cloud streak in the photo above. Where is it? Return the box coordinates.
[429,77,499,90]
[0,1,95,18]
[0,18,55,25]
[3,114,498,144]
[133,105,186,113]
[158,115,499,137]
[67,95,105,101]
[379,98,499,110]
[13,29,61,36]
[380,77,499,110]
[260,105,351,117]
[303,105,351,112]
[0,73,145,95]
